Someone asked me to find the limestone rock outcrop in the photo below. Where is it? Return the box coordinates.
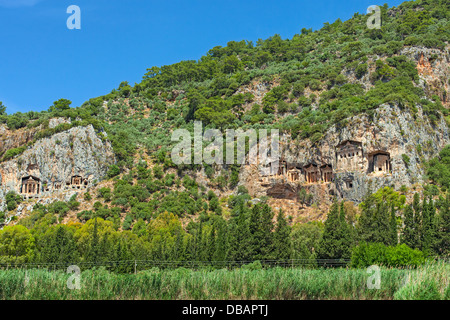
[0,125,115,207]
[0,125,39,157]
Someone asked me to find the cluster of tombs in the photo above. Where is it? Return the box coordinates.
[260,140,392,188]
[20,174,90,199]
[261,162,334,186]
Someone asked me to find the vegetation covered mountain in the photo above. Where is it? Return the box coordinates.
[0,0,449,266]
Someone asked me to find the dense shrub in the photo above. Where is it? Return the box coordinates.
[351,243,425,268]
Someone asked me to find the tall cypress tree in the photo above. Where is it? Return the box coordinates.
[390,204,398,246]
[213,218,227,262]
[437,194,450,256]
[260,204,274,260]
[185,235,195,262]
[358,192,377,243]
[248,203,274,260]
[114,238,132,273]
[227,202,251,262]
[428,196,440,254]
[413,193,421,214]
[338,201,353,259]
[87,218,100,264]
[248,204,261,260]
[199,225,209,262]
[272,210,292,260]
[413,193,422,246]
[171,229,185,262]
[207,225,216,261]
[318,201,351,260]
[375,201,392,245]
[99,232,112,263]
[421,198,431,253]
[401,205,418,249]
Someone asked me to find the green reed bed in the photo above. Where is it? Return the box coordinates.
[0,262,448,300]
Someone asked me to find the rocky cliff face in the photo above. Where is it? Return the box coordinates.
[240,103,449,214]
[0,124,115,210]
[401,46,450,107]
[0,125,39,157]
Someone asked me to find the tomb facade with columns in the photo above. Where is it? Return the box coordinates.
[21,176,41,196]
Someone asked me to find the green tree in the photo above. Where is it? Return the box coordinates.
[401,205,419,249]
[427,145,450,190]
[0,101,6,115]
[421,197,432,253]
[227,202,251,262]
[207,225,216,261]
[390,204,398,246]
[0,225,35,263]
[86,218,100,263]
[318,201,352,260]
[213,217,227,262]
[436,194,449,256]
[272,210,292,260]
[249,204,274,260]
[338,201,353,258]
[291,221,324,262]
[51,99,72,112]
[40,225,78,264]
[358,188,404,245]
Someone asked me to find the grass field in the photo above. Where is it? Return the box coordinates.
[0,262,448,300]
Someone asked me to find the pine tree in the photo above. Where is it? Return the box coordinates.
[272,210,292,260]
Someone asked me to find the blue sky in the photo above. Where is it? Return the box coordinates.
[0,0,406,114]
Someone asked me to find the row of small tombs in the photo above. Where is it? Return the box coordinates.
[275,162,333,183]
[21,175,89,195]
